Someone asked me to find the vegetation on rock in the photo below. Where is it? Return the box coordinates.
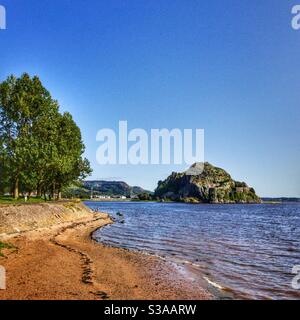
[154,162,261,204]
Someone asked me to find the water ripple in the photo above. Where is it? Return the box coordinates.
[87,201,300,300]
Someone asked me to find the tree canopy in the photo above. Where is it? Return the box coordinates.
[0,73,92,199]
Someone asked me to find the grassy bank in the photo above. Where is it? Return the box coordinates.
[0,196,48,205]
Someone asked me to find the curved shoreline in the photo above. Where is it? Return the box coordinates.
[0,210,212,300]
[91,221,231,300]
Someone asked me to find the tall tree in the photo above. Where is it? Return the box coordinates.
[0,73,92,199]
[46,112,92,199]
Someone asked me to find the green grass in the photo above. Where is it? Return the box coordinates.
[0,241,17,257]
[0,196,47,205]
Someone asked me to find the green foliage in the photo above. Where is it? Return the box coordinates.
[137,193,152,201]
[61,183,90,199]
[0,196,45,204]
[0,74,92,199]
[0,241,17,257]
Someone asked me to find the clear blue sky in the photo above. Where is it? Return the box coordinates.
[1,0,299,196]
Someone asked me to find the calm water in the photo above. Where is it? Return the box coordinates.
[87,201,300,300]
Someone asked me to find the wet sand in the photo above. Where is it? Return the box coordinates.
[0,212,212,300]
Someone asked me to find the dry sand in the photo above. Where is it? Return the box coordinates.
[0,211,212,300]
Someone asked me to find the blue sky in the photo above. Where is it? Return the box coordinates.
[0,0,299,196]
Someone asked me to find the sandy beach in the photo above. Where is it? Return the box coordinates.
[0,210,211,300]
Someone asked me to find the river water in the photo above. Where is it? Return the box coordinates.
[87,201,300,300]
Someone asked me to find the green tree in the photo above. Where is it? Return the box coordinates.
[48,112,92,199]
[0,73,92,199]
[0,74,44,198]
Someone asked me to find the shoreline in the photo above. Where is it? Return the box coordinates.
[91,226,231,300]
[0,209,212,300]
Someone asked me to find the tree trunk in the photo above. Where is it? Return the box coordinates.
[51,183,56,200]
[13,177,19,199]
[57,191,62,200]
[37,184,42,197]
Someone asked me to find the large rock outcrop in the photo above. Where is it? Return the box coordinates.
[154,162,261,204]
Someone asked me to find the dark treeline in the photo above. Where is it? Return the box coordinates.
[0,73,92,200]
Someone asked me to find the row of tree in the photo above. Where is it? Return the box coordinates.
[0,73,92,199]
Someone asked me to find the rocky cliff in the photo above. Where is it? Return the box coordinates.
[154,162,261,204]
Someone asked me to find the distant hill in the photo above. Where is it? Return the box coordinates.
[262,197,300,203]
[83,181,151,197]
[154,162,261,204]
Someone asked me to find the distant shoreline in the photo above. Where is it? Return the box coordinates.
[86,198,297,205]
